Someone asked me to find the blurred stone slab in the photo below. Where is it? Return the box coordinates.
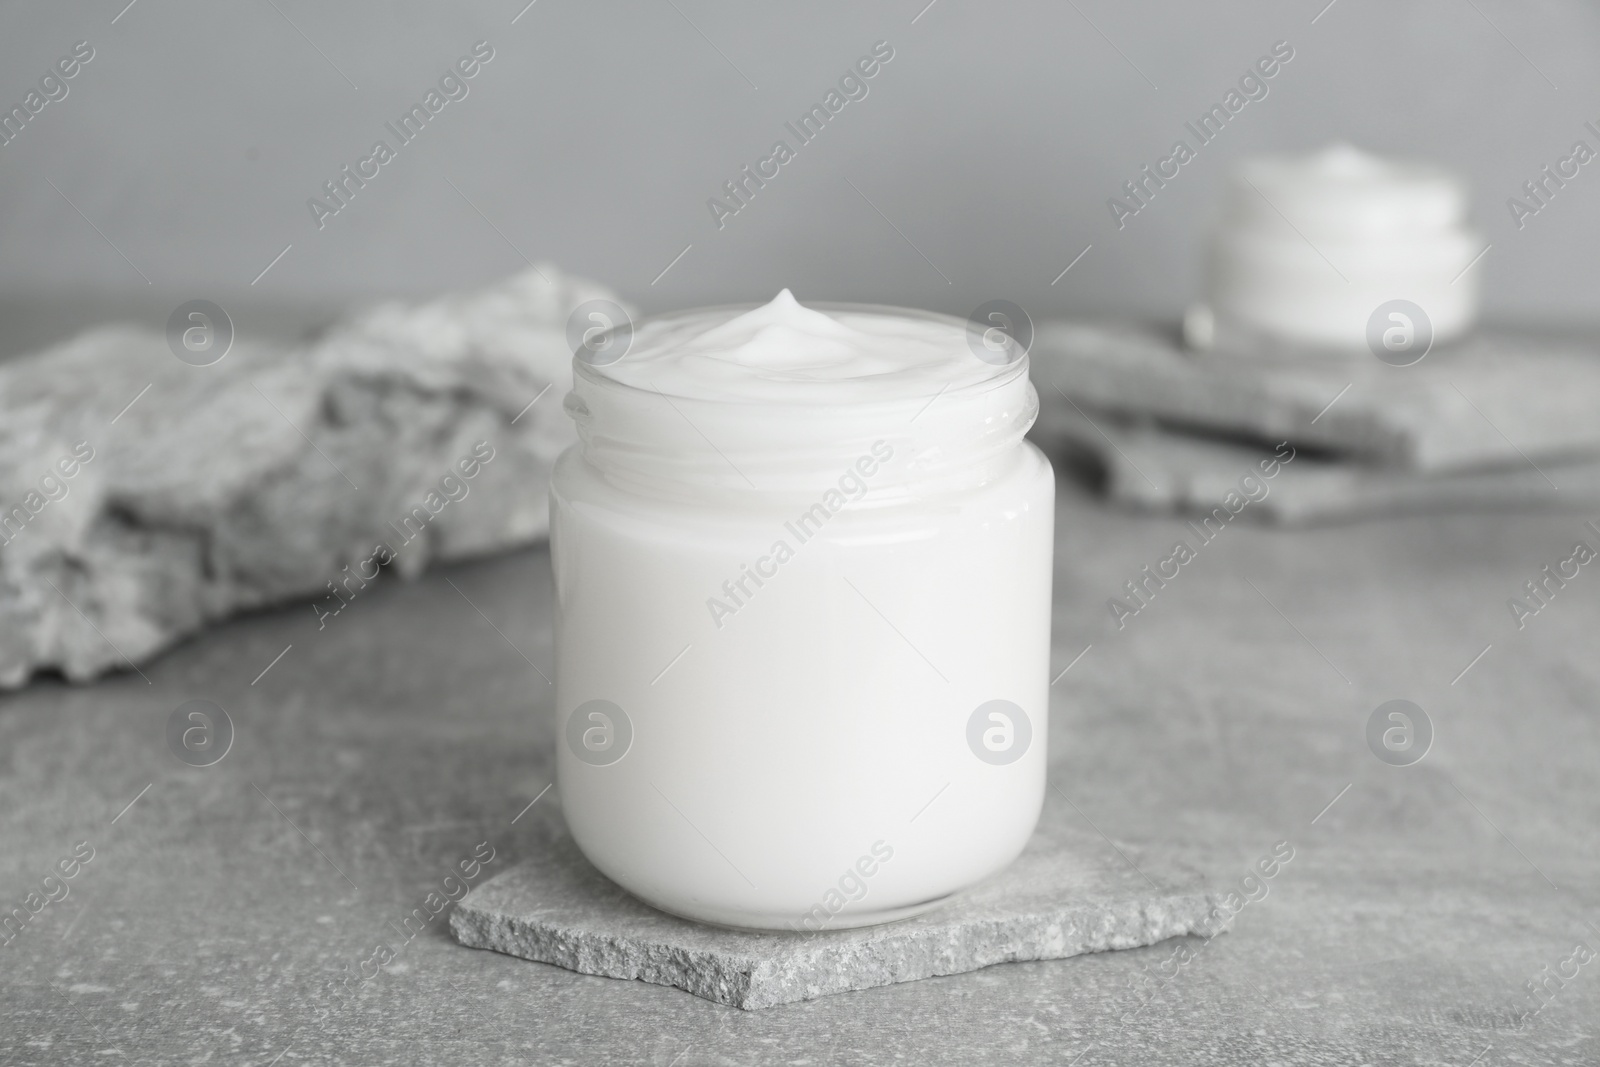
[450,805,1227,1010]
[0,267,621,688]
[1031,321,1600,472]
[1032,400,1600,524]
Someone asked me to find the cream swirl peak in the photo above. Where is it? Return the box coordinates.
[594,290,1004,402]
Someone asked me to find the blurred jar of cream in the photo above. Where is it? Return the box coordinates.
[550,291,1054,931]
[1191,144,1482,353]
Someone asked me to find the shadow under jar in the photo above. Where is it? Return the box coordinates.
[551,291,1054,931]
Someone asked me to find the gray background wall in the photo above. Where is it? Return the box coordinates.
[1,0,1597,329]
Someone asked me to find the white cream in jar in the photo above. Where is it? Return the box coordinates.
[1192,144,1482,353]
[551,291,1054,930]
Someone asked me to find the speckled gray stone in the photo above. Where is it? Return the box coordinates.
[450,813,1228,1009]
[1032,321,1600,471]
[0,267,619,688]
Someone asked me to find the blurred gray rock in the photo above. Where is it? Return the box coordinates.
[0,267,617,688]
[1032,322,1600,471]
[451,814,1227,1010]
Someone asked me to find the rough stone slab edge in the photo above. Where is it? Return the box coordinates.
[1032,321,1600,471]
[449,889,1230,1010]
[1030,398,1600,523]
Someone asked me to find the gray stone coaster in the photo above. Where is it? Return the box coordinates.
[450,809,1228,1010]
[1032,321,1600,472]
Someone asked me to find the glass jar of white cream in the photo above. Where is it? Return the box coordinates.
[551,290,1054,931]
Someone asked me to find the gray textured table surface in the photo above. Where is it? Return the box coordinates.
[5,471,1598,1065]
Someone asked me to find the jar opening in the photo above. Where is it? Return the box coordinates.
[566,299,1037,500]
